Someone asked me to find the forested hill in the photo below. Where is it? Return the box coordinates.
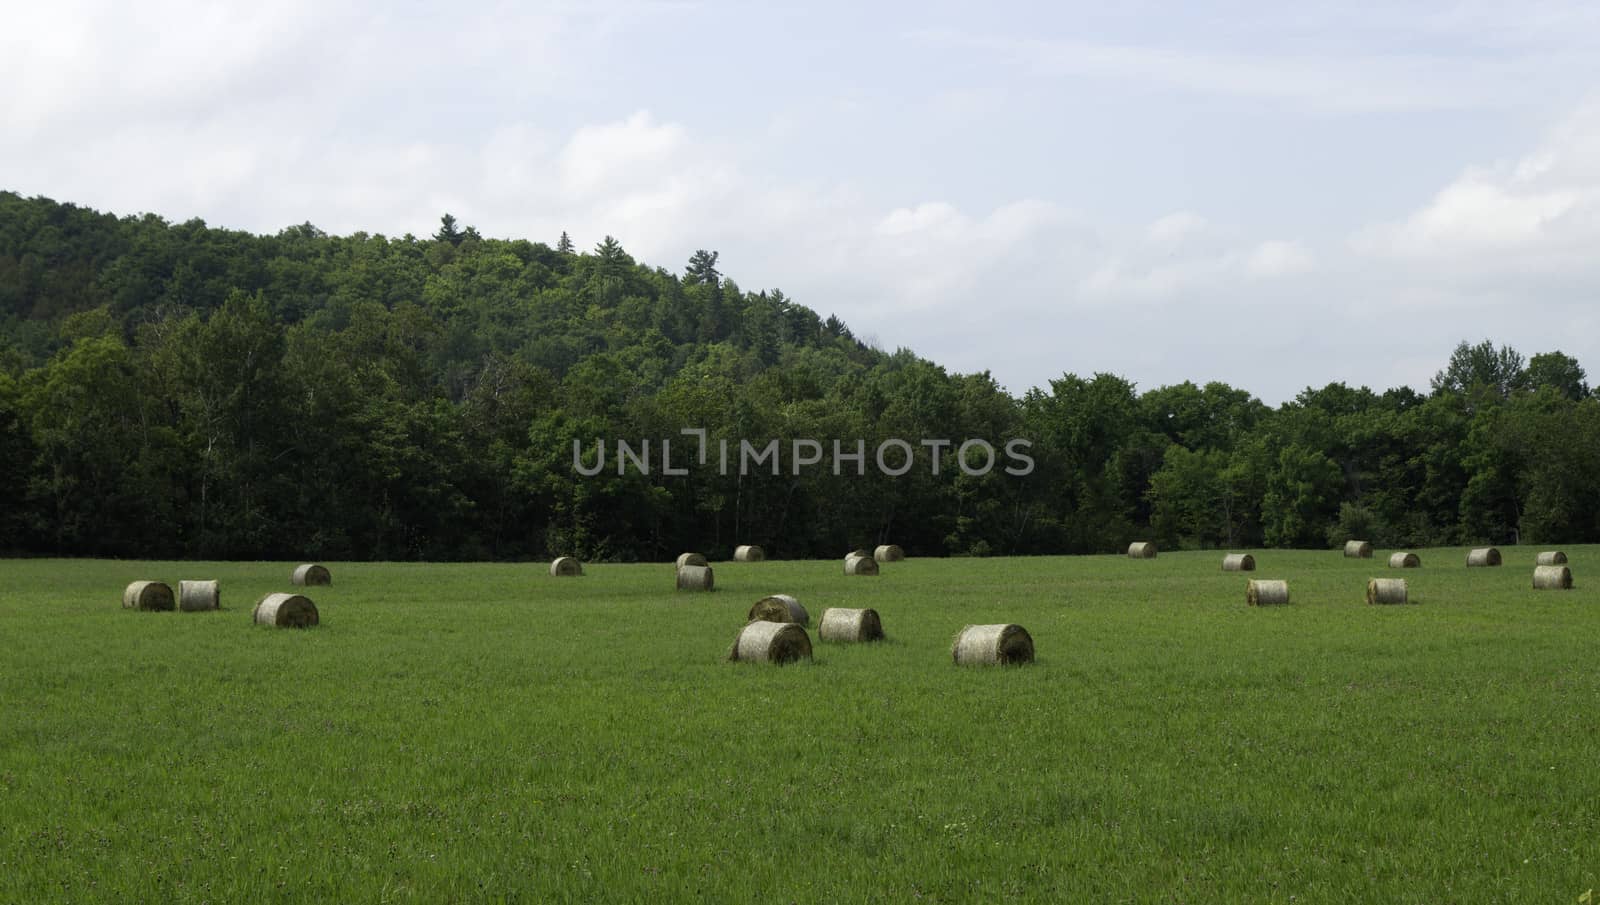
[2,191,1599,561]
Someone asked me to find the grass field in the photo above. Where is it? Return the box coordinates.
[3,548,1598,903]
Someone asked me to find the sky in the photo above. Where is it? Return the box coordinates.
[5,0,1600,403]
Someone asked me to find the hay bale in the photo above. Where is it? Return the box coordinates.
[676,552,708,569]
[1343,540,1372,559]
[177,580,219,611]
[844,553,879,576]
[676,563,714,591]
[1127,542,1157,559]
[874,544,905,563]
[1388,552,1421,569]
[1533,565,1573,590]
[549,556,583,577]
[1537,551,1568,566]
[748,594,809,625]
[253,593,319,628]
[1245,579,1289,606]
[818,607,885,643]
[1221,553,1255,572]
[733,545,765,562]
[1366,578,1409,605]
[727,620,812,664]
[292,564,331,586]
[951,623,1034,666]
[122,580,174,611]
[1466,547,1502,567]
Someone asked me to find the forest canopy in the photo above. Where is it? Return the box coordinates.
[1,191,1595,560]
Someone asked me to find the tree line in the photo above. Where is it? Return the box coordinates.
[2,191,1597,560]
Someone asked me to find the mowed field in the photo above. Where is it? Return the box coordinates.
[3,549,1598,903]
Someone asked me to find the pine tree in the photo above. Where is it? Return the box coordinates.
[684,249,720,287]
[434,214,463,245]
[556,231,575,254]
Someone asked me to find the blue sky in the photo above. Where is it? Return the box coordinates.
[6,0,1600,402]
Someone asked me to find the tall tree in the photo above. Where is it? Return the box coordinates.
[434,214,464,246]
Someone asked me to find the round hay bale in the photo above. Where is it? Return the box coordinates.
[676,552,708,569]
[1466,547,1502,567]
[676,563,714,591]
[1343,540,1373,559]
[1533,564,1573,590]
[1127,542,1157,559]
[1366,578,1409,605]
[1245,579,1289,606]
[732,545,765,562]
[177,580,220,612]
[818,607,885,643]
[748,594,809,625]
[844,553,879,576]
[1537,551,1568,566]
[549,556,583,577]
[1388,552,1421,569]
[951,623,1034,666]
[292,564,331,586]
[727,620,812,664]
[1221,553,1255,572]
[874,544,905,563]
[122,580,175,611]
[253,593,319,628]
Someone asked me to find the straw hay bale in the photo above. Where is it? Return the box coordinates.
[748,594,809,625]
[844,553,879,576]
[549,556,583,577]
[1537,551,1568,566]
[1366,578,1409,605]
[1343,541,1372,559]
[727,620,812,664]
[1127,542,1157,559]
[1388,552,1421,569]
[1466,547,1502,567]
[1533,565,1573,590]
[818,607,884,643]
[1221,553,1255,572]
[874,544,905,563]
[253,593,319,628]
[733,545,765,562]
[676,564,714,591]
[951,623,1034,665]
[122,580,174,611]
[1246,579,1289,606]
[292,564,331,586]
[177,580,219,611]
[676,552,708,569]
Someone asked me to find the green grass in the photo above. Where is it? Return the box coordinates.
[3,548,1598,903]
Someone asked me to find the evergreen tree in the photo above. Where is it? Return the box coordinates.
[557,231,575,254]
[434,214,463,246]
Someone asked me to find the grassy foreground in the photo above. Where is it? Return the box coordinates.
[2,549,1598,903]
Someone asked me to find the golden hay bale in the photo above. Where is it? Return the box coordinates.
[818,607,885,643]
[292,564,331,586]
[253,593,319,628]
[122,580,174,611]
[1466,547,1502,567]
[676,564,714,591]
[1127,542,1157,559]
[727,620,812,664]
[733,545,765,562]
[1366,578,1409,605]
[844,553,880,576]
[1388,552,1421,569]
[748,594,809,625]
[549,556,583,577]
[1533,565,1573,590]
[1221,553,1255,572]
[951,623,1034,666]
[1245,579,1289,606]
[874,544,905,563]
[676,552,708,569]
[177,580,220,612]
[1537,551,1568,566]
[1343,540,1372,559]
